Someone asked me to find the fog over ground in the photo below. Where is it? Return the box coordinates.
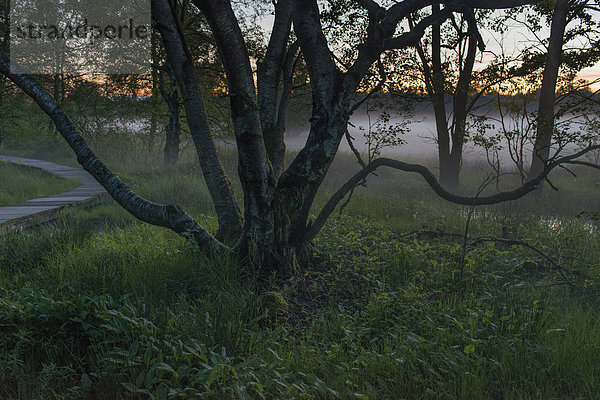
[282,97,594,172]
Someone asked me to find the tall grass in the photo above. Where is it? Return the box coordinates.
[0,134,599,398]
[0,161,79,206]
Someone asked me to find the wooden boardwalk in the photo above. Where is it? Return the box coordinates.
[0,155,108,229]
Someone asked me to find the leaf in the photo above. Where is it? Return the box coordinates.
[464,344,475,354]
[121,382,138,393]
[154,362,177,376]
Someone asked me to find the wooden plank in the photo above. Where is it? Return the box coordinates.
[0,155,109,231]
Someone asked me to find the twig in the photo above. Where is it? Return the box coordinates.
[469,237,576,288]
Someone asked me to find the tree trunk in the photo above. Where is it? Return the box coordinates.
[528,0,569,186]
[148,38,161,153]
[152,0,242,241]
[446,22,479,189]
[257,0,293,180]
[162,69,181,166]
[415,6,479,189]
[0,76,4,149]
[271,99,350,268]
[163,94,181,166]
[192,0,277,266]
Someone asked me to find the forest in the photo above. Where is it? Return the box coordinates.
[0,0,599,398]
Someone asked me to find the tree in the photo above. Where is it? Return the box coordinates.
[528,0,570,183]
[469,0,600,190]
[410,5,483,188]
[1,0,599,278]
[160,64,182,166]
[0,0,9,148]
[527,0,600,186]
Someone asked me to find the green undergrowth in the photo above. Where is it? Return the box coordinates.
[1,140,600,398]
[1,206,599,398]
[0,161,80,206]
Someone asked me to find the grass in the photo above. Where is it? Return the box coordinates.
[0,161,80,207]
[0,135,599,399]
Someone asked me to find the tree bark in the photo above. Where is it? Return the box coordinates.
[270,0,348,262]
[148,37,162,153]
[152,0,242,241]
[429,5,453,188]
[192,0,277,266]
[257,0,293,179]
[446,19,479,188]
[161,68,181,166]
[528,0,569,186]
[415,6,479,189]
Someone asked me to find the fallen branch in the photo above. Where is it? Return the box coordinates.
[469,236,576,288]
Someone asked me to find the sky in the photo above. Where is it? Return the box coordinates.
[258,7,600,91]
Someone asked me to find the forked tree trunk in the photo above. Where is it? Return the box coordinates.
[416,5,478,189]
[0,0,550,279]
[445,22,478,188]
[271,101,350,270]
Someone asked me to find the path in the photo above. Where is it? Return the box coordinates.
[0,155,108,229]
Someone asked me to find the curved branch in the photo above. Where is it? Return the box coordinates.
[469,237,575,287]
[0,51,228,253]
[345,130,367,168]
[384,6,457,50]
[563,160,600,170]
[306,145,600,242]
[353,0,385,16]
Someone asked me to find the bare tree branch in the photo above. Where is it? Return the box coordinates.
[306,144,600,242]
[352,0,385,16]
[469,237,575,288]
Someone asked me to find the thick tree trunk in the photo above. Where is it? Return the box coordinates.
[440,153,461,188]
[528,0,569,185]
[192,0,278,266]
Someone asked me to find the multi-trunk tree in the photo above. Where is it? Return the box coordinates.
[1,0,598,277]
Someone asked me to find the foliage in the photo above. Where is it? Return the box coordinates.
[1,148,600,398]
